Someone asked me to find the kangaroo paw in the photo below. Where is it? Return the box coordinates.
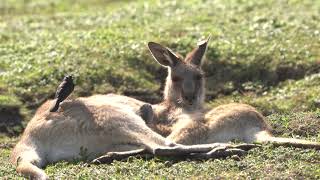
[190,147,246,159]
[91,153,115,164]
[207,147,246,157]
[136,104,154,123]
[91,149,148,164]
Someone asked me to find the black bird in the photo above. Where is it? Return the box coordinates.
[50,75,75,112]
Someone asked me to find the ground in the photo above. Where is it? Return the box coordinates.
[0,0,319,179]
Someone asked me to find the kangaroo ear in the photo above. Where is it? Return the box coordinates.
[148,42,179,67]
[185,35,211,66]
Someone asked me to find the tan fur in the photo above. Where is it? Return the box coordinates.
[146,37,320,149]
[12,93,247,179]
[101,38,320,149]
[11,95,176,179]
[12,37,319,179]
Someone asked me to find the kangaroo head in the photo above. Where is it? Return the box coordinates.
[148,36,210,110]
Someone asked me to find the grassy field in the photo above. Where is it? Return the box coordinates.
[0,0,320,179]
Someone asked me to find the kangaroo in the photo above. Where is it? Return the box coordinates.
[11,91,255,179]
[108,36,320,149]
[145,36,320,149]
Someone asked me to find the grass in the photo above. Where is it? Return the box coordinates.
[1,135,319,179]
[0,0,319,179]
[209,73,320,115]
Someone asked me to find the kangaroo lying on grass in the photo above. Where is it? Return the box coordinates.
[146,36,320,149]
[11,83,255,179]
[105,36,320,150]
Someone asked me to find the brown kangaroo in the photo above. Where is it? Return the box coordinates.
[146,36,320,149]
[108,36,320,149]
[11,93,253,179]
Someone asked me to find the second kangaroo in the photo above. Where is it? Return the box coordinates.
[110,36,320,149]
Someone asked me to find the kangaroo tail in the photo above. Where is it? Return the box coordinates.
[11,144,48,179]
[49,99,60,112]
[255,130,320,150]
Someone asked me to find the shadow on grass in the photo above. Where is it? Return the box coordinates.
[0,106,24,136]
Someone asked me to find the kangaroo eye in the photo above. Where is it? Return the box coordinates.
[172,76,182,82]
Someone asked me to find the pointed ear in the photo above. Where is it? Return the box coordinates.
[185,35,211,66]
[148,42,179,67]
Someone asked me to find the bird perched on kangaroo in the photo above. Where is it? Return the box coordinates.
[50,75,74,112]
[106,36,320,150]
[11,69,256,179]
[11,36,319,179]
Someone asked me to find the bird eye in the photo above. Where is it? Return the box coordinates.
[172,76,182,82]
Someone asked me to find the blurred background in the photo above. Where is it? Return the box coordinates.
[0,0,319,178]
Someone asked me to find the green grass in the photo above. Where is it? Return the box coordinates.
[1,136,319,179]
[1,0,319,108]
[0,0,319,179]
[210,73,320,115]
